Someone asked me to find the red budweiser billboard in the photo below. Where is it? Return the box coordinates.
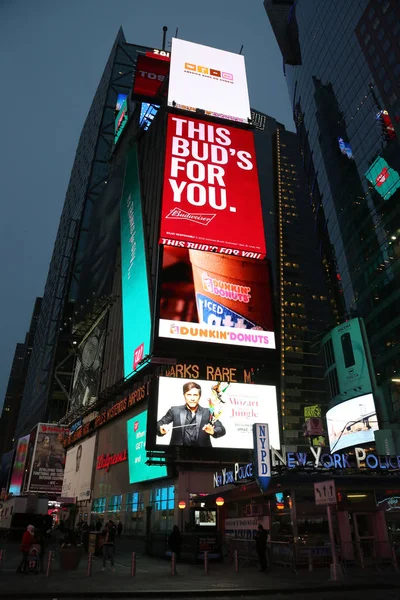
[132,54,170,100]
[159,114,266,258]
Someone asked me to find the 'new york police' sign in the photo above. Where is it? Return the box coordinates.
[253,423,271,493]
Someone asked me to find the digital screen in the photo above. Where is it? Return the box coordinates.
[326,393,379,452]
[132,54,169,99]
[120,146,152,377]
[139,103,159,130]
[27,424,68,493]
[61,436,96,501]
[158,247,275,350]
[114,98,128,145]
[154,377,279,450]
[116,93,128,112]
[159,114,266,257]
[127,411,167,484]
[168,38,251,124]
[325,318,373,402]
[365,157,400,200]
[338,137,353,159]
[9,435,30,496]
[195,509,217,527]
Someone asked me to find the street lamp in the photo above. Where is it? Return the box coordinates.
[178,500,186,531]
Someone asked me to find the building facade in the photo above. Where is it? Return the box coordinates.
[265,0,400,444]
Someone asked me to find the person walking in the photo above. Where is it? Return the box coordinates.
[117,521,123,539]
[101,520,117,571]
[16,525,35,573]
[255,524,269,573]
[168,525,182,560]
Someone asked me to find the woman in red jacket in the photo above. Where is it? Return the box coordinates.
[16,525,35,573]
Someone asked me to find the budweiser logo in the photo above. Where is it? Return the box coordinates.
[165,208,215,226]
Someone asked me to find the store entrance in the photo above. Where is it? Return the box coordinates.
[349,512,375,565]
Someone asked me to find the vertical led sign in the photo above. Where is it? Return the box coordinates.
[120,146,152,377]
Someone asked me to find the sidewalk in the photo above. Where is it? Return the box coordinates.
[1,542,400,598]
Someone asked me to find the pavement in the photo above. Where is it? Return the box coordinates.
[1,539,400,598]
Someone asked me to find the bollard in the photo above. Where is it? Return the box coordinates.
[87,552,93,578]
[234,549,239,573]
[171,552,176,576]
[0,549,4,570]
[131,552,136,577]
[204,551,208,575]
[46,550,53,577]
[392,546,399,573]
[308,555,313,572]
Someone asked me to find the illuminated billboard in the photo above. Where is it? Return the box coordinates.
[61,436,96,501]
[121,146,152,377]
[326,393,379,451]
[338,137,353,159]
[127,411,167,484]
[158,247,275,350]
[27,424,68,493]
[114,98,128,145]
[160,114,266,257]
[9,435,30,496]
[116,93,128,112]
[323,318,373,403]
[139,103,159,130]
[132,54,169,100]
[365,157,400,200]
[154,377,279,450]
[168,38,251,124]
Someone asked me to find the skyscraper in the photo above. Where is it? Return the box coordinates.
[15,30,151,437]
[265,0,400,446]
[252,110,337,448]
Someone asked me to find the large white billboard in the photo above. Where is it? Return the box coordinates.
[168,38,251,124]
[61,436,96,501]
[154,377,279,450]
[326,393,379,452]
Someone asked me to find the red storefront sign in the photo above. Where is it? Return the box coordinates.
[159,114,266,258]
[132,54,170,99]
[97,450,128,472]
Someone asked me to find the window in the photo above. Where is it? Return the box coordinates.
[373,55,381,68]
[152,486,175,511]
[389,91,398,106]
[126,492,143,512]
[378,66,387,80]
[372,17,380,30]
[388,51,396,66]
[382,0,389,13]
[378,28,385,40]
[383,39,391,52]
[368,7,376,19]
[92,497,106,513]
[109,494,122,513]
[384,79,392,93]
[368,43,376,56]
[364,33,371,45]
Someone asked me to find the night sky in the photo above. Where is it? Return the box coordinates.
[0,0,293,411]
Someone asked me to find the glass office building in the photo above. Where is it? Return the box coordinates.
[265,0,400,439]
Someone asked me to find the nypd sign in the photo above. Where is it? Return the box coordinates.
[253,423,271,492]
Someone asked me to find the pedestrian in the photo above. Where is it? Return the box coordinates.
[36,522,47,572]
[255,524,269,573]
[102,520,117,571]
[16,525,35,574]
[168,525,182,560]
[96,518,102,532]
[117,521,123,538]
[82,522,89,552]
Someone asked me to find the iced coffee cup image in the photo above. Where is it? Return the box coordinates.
[188,250,274,331]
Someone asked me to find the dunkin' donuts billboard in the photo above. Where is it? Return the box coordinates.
[159,114,266,258]
[158,247,275,350]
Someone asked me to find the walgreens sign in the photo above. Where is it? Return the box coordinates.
[159,115,266,258]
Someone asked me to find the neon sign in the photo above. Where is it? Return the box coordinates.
[96,450,128,472]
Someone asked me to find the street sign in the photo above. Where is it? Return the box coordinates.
[314,480,336,505]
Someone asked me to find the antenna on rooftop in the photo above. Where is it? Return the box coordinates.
[162,26,168,50]
[239,45,244,55]
[175,27,179,38]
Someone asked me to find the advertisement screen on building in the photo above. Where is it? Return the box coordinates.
[61,436,96,501]
[159,114,266,257]
[121,145,152,378]
[326,393,379,452]
[114,98,128,145]
[9,435,30,496]
[365,156,400,200]
[127,411,167,484]
[168,38,251,124]
[139,103,159,131]
[132,54,169,100]
[324,318,373,402]
[158,247,275,350]
[116,93,128,112]
[153,376,279,451]
[27,424,68,493]
[0,449,15,494]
